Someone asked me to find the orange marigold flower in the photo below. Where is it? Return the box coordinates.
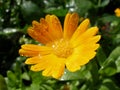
[114,8,120,17]
[19,13,101,79]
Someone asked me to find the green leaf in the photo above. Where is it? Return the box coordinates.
[42,84,53,90]
[98,0,110,7]
[44,7,68,16]
[113,34,120,45]
[29,71,45,84]
[99,15,119,23]
[0,75,8,90]
[7,71,17,87]
[75,0,92,15]
[60,66,91,81]
[22,72,30,81]
[107,46,120,60]
[99,46,120,76]
[99,58,117,76]
[115,56,120,73]
[96,46,107,66]
[21,1,43,23]
[98,79,120,90]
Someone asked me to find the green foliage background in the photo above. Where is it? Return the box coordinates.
[0,0,120,90]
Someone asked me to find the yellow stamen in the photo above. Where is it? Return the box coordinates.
[51,39,73,58]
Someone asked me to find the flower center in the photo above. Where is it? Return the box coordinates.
[51,39,73,58]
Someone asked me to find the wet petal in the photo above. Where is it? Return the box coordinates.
[19,13,101,79]
[28,27,50,44]
[45,15,63,40]
[39,18,55,41]
[63,13,79,39]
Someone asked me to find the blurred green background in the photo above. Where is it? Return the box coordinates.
[0,0,120,90]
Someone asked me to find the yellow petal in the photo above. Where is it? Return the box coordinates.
[114,8,120,17]
[73,45,97,65]
[74,44,100,54]
[42,66,53,77]
[77,35,101,47]
[66,42,99,72]
[52,63,65,79]
[19,49,39,57]
[31,62,48,71]
[66,57,81,72]
[70,19,90,42]
[42,63,65,79]
[84,35,101,45]
[63,13,79,39]
[45,15,63,40]
[79,51,96,65]
[19,44,52,57]
[66,51,96,72]
[25,56,41,64]
[66,53,82,72]
[29,54,65,79]
[42,54,65,79]
[71,26,99,47]
[21,44,52,52]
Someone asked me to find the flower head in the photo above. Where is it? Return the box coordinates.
[114,8,120,17]
[19,13,101,79]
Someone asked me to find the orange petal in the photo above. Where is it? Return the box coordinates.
[45,15,63,40]
[28,20,55,44]
[39,18,55,41]
[27,27,49,44]
[32,20,40,29]
[70,19,90,42]
[63,13,79,39]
